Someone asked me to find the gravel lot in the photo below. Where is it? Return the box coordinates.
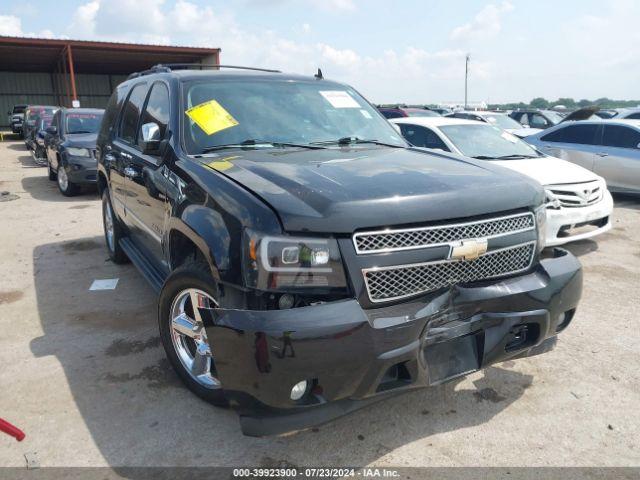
[0,139,638,468]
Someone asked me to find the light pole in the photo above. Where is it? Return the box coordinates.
[464,54,470,110]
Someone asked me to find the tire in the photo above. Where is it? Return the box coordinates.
[159,262,228,407]
[101,190,129,264]
[57,164,80,197]
[47,161,56,181]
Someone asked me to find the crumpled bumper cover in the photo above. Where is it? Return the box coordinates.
[205,248,582,436]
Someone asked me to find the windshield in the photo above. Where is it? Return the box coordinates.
[38,116,53,129]
[65,112,103,134]
[542,110,564,124]
[13,106,26,114]
[182,79,406,154]
[439,124,542,159]
[482,114,523,130]
[27,107,56,122]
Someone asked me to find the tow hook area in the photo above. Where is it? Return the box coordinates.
[505,323,539,352]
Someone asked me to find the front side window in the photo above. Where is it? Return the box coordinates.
[529,113,550,129]
[182,79,406,154]
[119,83,148,144]
[541,124,600,145]
[602,125,640,149]
[399,124,450,151]
[626,113,640,120]
[438,124,541,159]
[65,112,104,135]
[138,83,170,148]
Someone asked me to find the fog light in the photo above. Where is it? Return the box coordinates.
[290,380,308,400]
[310,248,330,266]
[278,293,295,310]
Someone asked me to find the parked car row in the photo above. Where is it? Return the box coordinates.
[12,65,634,437]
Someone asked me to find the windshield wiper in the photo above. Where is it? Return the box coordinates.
[311,137,404,148]
[200,139,326,154]
[472,154,539,160]
[68,130,93,134]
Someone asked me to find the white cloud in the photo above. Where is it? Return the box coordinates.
[450,1,514,41]
[68,0,99,37]
[0,15,24,36]
[310,0,356,11]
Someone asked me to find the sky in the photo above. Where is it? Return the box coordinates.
[1,0,639,104]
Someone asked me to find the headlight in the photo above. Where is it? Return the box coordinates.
[67,147,90,157]
[544,189,561,209]
[534,205,546,251]
[243,229,347,290]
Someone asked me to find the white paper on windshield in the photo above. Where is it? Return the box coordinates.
[360,109,372,119]
[320,90,360,108]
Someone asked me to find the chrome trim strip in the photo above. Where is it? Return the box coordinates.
[353,212,535,255]
[362,241,536,304]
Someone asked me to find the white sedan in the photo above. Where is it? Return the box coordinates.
[391,116,613,247]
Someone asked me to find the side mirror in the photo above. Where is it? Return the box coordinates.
[46,126,57,135]
[141,122,161,155]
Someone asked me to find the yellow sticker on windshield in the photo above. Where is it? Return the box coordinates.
[186,100,239,135]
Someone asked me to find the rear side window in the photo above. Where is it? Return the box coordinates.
[626,112,640,120]
[137,82,170,148]
[399,124,450,151]
[380,110,403,119]
[529,113,550,129]
[99,91,120,140]
[541,124,600,145]
[602,125,640,149]
[119,83,148,144]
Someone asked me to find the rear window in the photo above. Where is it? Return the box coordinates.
[541,124,600,145]
[66,112,104,135]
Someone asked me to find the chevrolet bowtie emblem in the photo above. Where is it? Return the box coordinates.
[450,239,488,261]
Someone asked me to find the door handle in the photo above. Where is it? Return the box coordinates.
[124,167,139,178]
[104,153,116,163]
[597,152,609,157]
[121,152,133,160]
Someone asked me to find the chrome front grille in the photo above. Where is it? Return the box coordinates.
[363,242,536,303]
[353,212,534,254]
[548,181,603,208]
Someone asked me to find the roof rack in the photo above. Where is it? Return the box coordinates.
[127,63,281,79]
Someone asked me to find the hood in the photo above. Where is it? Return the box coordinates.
[64,132,98,149]
[506,127,542,138]
[198,146,543,233]
[492,156,600,186]
[560,106,600,123]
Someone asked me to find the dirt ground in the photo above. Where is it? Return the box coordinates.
[0,139,638,468]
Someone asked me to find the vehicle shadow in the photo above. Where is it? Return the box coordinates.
[562,239,598,257]
[612,193,640,210]
[6,142,26,151]
[29,236,536,468]
[17,153,45,169]
[21,175,98,202]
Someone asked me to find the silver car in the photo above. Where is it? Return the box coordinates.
[525,120,640,195]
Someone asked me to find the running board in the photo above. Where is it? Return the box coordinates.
[119,238,165,294]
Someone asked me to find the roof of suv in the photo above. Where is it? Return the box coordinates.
[124,68,319,84]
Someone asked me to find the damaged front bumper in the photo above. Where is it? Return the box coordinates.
[206,248,582,436]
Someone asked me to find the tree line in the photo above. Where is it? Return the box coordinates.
[487,97,640,111]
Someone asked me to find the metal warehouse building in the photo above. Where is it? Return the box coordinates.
[0,36,220,128]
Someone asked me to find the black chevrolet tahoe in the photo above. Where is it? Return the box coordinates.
[96,65,582,436]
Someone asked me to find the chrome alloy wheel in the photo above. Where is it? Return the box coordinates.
[170,288,220,389]
[103,199,115,252]
[57,166,69,191]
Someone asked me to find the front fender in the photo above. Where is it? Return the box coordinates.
[167,213,225,282]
